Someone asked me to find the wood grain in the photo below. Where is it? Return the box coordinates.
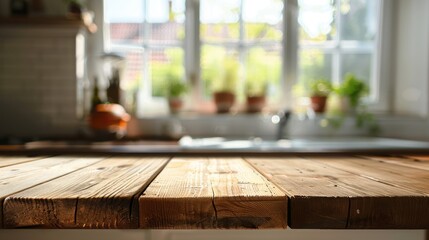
[0,155,47,168]
[362,155,429,171]
[139,157,287,229]
[246,156,429,229]
[314,156,429,195]
[0,156,103,228]
[403,155,429,161]
[305,156,429,228]
[3,157,168,229]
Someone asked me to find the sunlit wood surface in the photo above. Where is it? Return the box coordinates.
[0,155,428,229]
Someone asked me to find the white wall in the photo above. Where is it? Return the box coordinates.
[392,0,429,117]
[376,0,429,140]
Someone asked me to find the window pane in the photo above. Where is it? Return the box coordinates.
[243,0,283,41]
[150,48,184,97]
[340,53,371,85]
[200,0,240,42]
[201,45,239,98]
[148,0,185,44]
[105,0,143,45]
[298,0,336,42]
[340,0,379,41]
[245,47,282,101]
[108,23,143,45]
[148,22,185,44]
[105,0,144,23]
[299,50,333,85]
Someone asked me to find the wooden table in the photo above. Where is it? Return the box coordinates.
[0,154,428,229]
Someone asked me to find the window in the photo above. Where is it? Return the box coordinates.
[103,0,383,116]
[200,0,283,106]
[105,0,186,115]
[298,0,381,102]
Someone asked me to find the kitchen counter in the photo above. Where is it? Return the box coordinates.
[0,154,428,229]
[2,137,429,155]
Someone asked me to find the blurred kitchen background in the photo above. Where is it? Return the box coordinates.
[0,0,428,143]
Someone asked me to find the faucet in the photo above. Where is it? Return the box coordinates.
[274,110,292,140]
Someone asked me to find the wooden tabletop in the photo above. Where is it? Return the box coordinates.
[0,154,428,229]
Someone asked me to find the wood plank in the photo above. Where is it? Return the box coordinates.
[0,155,48,168]
[313,156,429,195]
[3,157,168,229]
[139,157,287,229]
[0,156,103,228]
[306,156,429,228]
[246,157,429,229]
[362,155,429,171]
[403,155,429,161]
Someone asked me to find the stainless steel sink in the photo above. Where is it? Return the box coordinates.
[179,136,429,152]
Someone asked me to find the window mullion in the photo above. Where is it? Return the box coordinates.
[186,0,201,104]
[283,0,299,109]
[333,0,342,85]
[370,0,384,104]
[238,0,245,102]
[139,0,151,101]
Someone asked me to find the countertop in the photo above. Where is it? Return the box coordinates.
[0,154,428,229]
[2,137,429,155]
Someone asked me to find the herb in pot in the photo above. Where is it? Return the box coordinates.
[309,79,332,113]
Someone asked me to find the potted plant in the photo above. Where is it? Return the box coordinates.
[165,72,187,114]
[246,81,268,113]
[212,58,238,113]
[333,73,369,114]
[308,79,332,113]
[323,73,378,134]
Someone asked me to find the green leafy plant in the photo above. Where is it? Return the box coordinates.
[309,79,333,97]
[245,49,272,97]
[356,109,380,135]
[246,81,267,97]
[245,67,268,97]
[322,106,380,135]
[151,48,184,97]
[212,57,239,93]
[166,75,187,98]
[320,73,379,135]
[335,73,369,108]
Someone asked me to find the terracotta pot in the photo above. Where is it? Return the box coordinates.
[213,91,235,113]
[88,104,130,136]
[168,97,183,114]
[246,95,266,113]
[310,95,328,113]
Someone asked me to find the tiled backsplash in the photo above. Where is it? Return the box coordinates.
[0,26,85,138]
